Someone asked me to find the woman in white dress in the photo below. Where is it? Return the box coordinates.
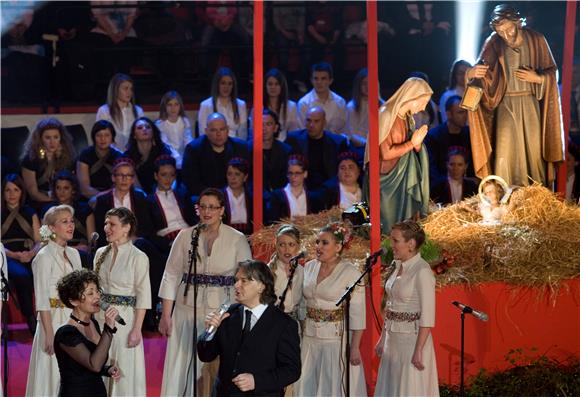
[158,188,252,396]
[198,67,248,140]
[295,222,367,397]
[374,220,438,396]
[93,207,151,397]
[26,204,82,396]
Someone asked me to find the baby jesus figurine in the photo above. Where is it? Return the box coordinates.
[478,176,510,225]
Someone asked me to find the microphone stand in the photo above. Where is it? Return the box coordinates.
[335,254,379,397]
[185,225,202,397]
[1,260,10,395]
[277,257,300,312]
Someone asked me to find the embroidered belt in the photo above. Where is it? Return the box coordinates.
[101,293,136,307]
[385,309,421,322]
[182,273,236,287]
[49,298,66,308]
[2,238,34,250]
[306,307,344,322]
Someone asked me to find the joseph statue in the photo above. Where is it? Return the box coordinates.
[466,4,564,187]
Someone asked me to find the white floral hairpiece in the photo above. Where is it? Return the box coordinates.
[39,225,56,243]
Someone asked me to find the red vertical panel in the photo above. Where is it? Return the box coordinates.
[365,1,382,394]
[253,1,264,231]
[557,1,577,195]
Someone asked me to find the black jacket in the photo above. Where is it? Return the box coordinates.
[430,178,478,205]
[197,304,301,397]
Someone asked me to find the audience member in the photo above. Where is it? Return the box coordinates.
[297,62,347,134]
[123,117,174,194]
[155,90,193,169]
[147,155,196,255]
[77,120,124,199]
[182,112,250,197]
[42,171,96,267]
[223,157,253,235]
[271,3,307,89]
[430,149,477,205]
[1,174,41,335]
[198,67,248,140]
[21,118,76,206]
[252,109,292,194]
[96,73,144,150]
[322,152,363,210]
[305,2,342,68]
[439,60,471,123]
[286,106,348,188]
[267,155,324,224]
[346,68,384,160]
[425,95,473,186]
[566,141,580,203]
[199,1,250,79]
[262,68,300,141]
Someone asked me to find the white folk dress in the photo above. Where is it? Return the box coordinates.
[158,224,252,396]
[94,241,151,397]
[374,253,439,397]
[26,241,82,397]
[270,257,304,316]
[295,259,367,397]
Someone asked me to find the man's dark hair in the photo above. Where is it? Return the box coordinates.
[311,62,333,80]
[490,4,526,29]
[445,95,463,112]
[237,260,277,305]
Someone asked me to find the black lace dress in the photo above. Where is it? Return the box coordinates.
[53,318,114,397]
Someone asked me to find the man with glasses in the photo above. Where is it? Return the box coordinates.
[182,112,250,199]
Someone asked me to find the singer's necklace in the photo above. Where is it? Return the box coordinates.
[70,313,90,327]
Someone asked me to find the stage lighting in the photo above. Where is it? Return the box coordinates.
[455,1,485,64]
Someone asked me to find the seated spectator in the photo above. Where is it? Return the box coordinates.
[87,1,141,79]
[124,117,174,194]
[198,67,248,140]
[41,171,95,267]
[1,174,40,335]
[409,71,440,130]
[261,68,300,141]
[439,60,471,123]
[322,151,363,210]
[430,148,478,205]
[155,91,193,169]
[305,2,342,68]
[222,157,253,235]
[182,112,250,197]
[147,155,196,255]
[21,118,76,206]
[267,155,324,224]
[566,141,580,203]
[77,120,124,199]
[251,109,292,194]
[297,62,347,134]
[425,95,473,186]
[200,1,250,80]
[286,106,348,188]
[271,3,307,90]
[346,68,384,160]
[96,73,144,150]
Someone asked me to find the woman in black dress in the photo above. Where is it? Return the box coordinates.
[54,269,120,396]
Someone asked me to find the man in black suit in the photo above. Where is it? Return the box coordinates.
[285,106,348,187]
[182,112,250,197]
[431,148,478,205]
[198,260,301,397]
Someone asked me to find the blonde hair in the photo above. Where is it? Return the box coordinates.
[43,204,75,226]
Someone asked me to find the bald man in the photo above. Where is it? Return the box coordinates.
[182,112,250,197]
[285,106,348,188]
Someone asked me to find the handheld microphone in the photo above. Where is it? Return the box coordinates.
[368,247,387,261]
[90,232,99,244]
[452,301,489,322]
[99,301,126,325]
[290,251,306,263]
[202,301,230,340]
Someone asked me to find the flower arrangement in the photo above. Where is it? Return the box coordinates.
[39,225,55,243]
[328,222,353,249]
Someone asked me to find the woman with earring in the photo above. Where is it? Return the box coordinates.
[54,269,121,396]
[158,188,252,396]
[26,205,83,397]
[93,207,151,397]
[295,222,367,397]
[374,220,438,396]
[364,77,433,233]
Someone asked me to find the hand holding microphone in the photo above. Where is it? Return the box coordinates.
[202,301,231,341]
[100,301,126,326]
